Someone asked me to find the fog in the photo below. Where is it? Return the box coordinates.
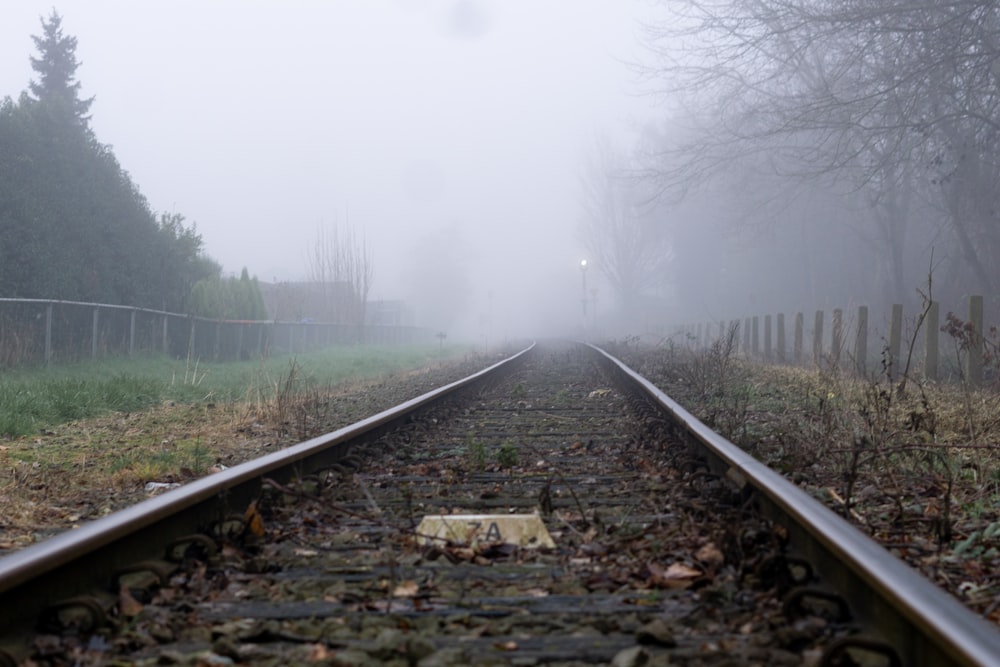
[10,2,987,348]
[0,1,659,342]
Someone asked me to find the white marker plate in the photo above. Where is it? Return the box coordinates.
[416,513,556,549]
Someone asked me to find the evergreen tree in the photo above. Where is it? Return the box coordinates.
[0,12,225,312]
[188,269,268,320]
[28,10,93,126]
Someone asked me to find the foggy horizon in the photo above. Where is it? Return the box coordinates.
[6,1,995,346]
[0,1,659,342]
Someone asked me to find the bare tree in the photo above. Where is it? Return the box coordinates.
[640,0,1000,303]
[579,135,673,320]
[306,221,374,336]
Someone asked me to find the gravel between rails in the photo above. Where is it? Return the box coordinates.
[24,343,853,666]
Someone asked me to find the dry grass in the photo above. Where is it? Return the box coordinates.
[0,355,488,552]
[622,340,1000,622]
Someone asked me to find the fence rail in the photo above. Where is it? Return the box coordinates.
[0,298,432,368]
[676,295,993,387]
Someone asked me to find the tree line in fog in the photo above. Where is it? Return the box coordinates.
[582,1,1000,326]
[0,12,263,319]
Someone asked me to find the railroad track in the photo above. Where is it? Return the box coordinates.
[2,342,1000,665]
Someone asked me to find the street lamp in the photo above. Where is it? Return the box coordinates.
[580,259,588,318]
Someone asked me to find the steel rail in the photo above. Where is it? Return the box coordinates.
[0,343,534,642]
[590,343,1000,667]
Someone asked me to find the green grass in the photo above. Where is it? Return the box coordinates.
[107,438,215,479]
[0,344,469,438]
[465,431,487,471]
[496,441,519,468]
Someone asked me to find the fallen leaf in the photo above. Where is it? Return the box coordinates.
[308,643,330,661]
[695,542,725,567]
[448,546,476,562]
[664,562,702,578]
[393,580,420,598]
[244,500,265,538]
[524,587,550,597]
[118,587,143,617]
[648,561,702,588]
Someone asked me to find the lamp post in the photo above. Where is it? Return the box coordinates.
[580,259,588,320]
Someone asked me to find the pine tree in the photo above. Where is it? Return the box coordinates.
[28,10,94,126]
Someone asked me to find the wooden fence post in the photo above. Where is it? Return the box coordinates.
[92,307,99,359]
[794,312,804,364]
[924,301,938,381]
[45,303,53,366]
[968,295,983,388]
[764,314,772,361]
[888,304,903,380]
[776,313,786,363]
[855,306,868,376]
[129,309,137,357]
[831,308,843,368]
[813,310,824,365]
[187,315,196,361]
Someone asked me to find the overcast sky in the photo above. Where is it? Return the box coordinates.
[1,1,658,338]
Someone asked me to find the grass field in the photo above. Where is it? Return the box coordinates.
[0,344,469,438]
[0,342,482,550]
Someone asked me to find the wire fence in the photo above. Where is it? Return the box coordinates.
[0,298,433,368]
[676,295,995,387]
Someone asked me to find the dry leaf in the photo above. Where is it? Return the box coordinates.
[648,561,702,589]
[308,643,330,661]
[663,562,701,578]
[449,546,476,561]
[393,580,420,598]
[118,587,143,617]
[244,500,265,538]
[923,498,940,518]
[695,542,724,567]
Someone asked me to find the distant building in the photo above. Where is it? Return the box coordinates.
[259,282,415,327]
[366,300,414,327]
[258,280,361,323]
